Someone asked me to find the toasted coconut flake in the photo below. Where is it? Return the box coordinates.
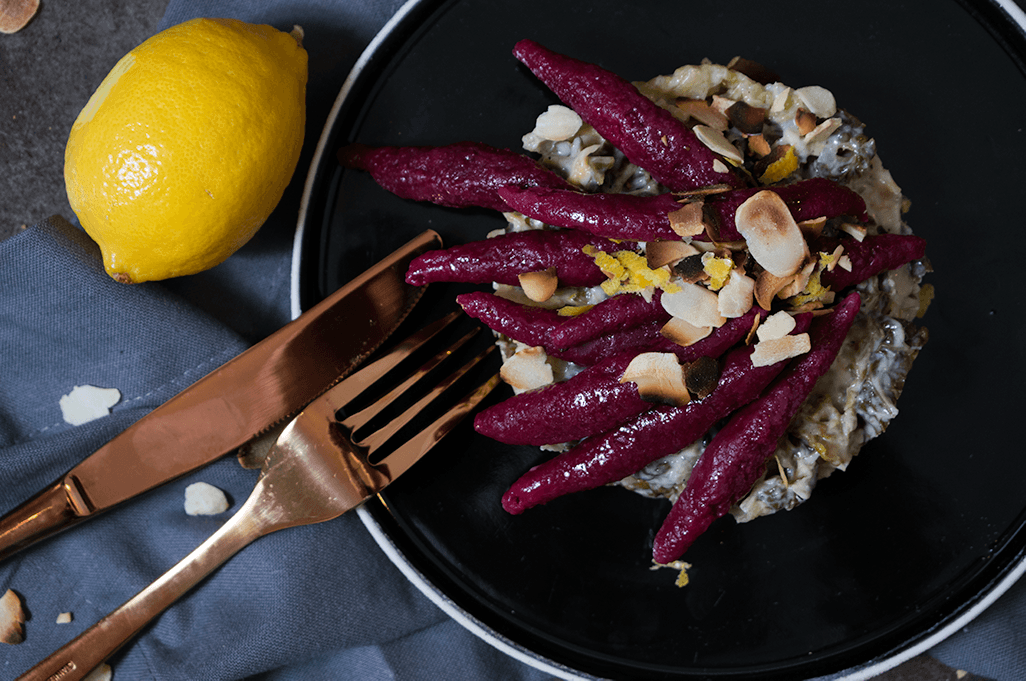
[668,202,707,237]
[798,216,827,239]
[0,589,25,645]
[805,117,843,145]
[0,0,38,33]
[795,85,837,118]
[745,311,761,344]
[751,333,811,367]
[795,109,818,136]
[518,267,558,302]
[820,244,845,272]
[533,105,583,141]
[756,311,797,341]
[840,222,867,241]
[734,191,807,277]
[755,270,791,310]
[647,240,699,269]
[726,101,767,134]
[684,356,721,399]
[712,159,730,174]
[661,281,726,328]
[620,352,691,406]
[726,56,780,84]
[838,254,853,271]
[747,134,772,158]
[693,125,744,163]
[660,316,712,347]
[770,88,792,114]
[672,253,709,284]
[674,184,733,198]
[717,269,755,318]
[500,346,553,392]
[774,454,790,487]
[778,258,816,299]
[710,95,736,115]
[676,98,729,131]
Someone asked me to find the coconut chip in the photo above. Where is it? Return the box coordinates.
[756,311,796,341]
[747,134,772,158]
[717,269,755,318]
[0,0,38,33]
[755,270,792,310]
[840,222,867,241]
[667,202,707,237]
[795,109,818,136]
[798,216,827,239]
[751,333,811,367]
[646,240,699,269]
[518,267,558,302]
[675,98,728,131]
[0,589,25,645]
[533,105,582,141]
[683,356,721,400]
[734,191,807,278]
[660,317,712,347]
[620,353,691,406]
[795,85,837,118]
[500,345,554,393]
[692,125,743,163]
[805,117,843,146]
[660,282,726,328]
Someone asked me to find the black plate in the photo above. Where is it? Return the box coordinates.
[292,0,1026,678]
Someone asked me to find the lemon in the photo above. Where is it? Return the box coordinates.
[64,17,308,283]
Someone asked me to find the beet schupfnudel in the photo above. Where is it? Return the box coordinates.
[652,291,861,564]
[501,313,812,513]
[338,141,571,211]
[405,229,623,287]
[476,308,765,445]
[513,39,747,192]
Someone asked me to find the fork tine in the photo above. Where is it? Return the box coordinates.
[321,309,462,414]
[357,343,497,453]
[340,325,480,433]
[372,371,502,482]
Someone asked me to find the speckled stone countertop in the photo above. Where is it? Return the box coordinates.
[0,0,167,243]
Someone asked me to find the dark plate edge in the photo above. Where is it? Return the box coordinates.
[288,1,1026,679]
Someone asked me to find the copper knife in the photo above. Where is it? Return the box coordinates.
[0,229,442,561]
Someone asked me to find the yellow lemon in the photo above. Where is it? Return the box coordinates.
[64,17,308,283]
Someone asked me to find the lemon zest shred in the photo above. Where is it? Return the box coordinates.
[557,304,595,317]
[759,146,799,184]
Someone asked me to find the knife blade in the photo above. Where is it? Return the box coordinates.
[0,229,442,561]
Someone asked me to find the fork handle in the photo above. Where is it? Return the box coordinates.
[17,500,267,681]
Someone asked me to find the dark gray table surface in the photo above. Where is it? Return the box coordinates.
[0,1,1013,680]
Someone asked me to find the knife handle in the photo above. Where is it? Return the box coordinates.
[0,478,87,561]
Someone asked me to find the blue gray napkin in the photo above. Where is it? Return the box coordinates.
[1,1,1024,680]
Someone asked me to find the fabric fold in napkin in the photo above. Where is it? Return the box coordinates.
[1,1,1024,680]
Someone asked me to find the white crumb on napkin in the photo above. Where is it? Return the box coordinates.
[83,662,113,681]
[56,612,73,624]
[59,385,121,425]
[184,482,229,516]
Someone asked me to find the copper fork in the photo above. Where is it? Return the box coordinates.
[17,311,499,681]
